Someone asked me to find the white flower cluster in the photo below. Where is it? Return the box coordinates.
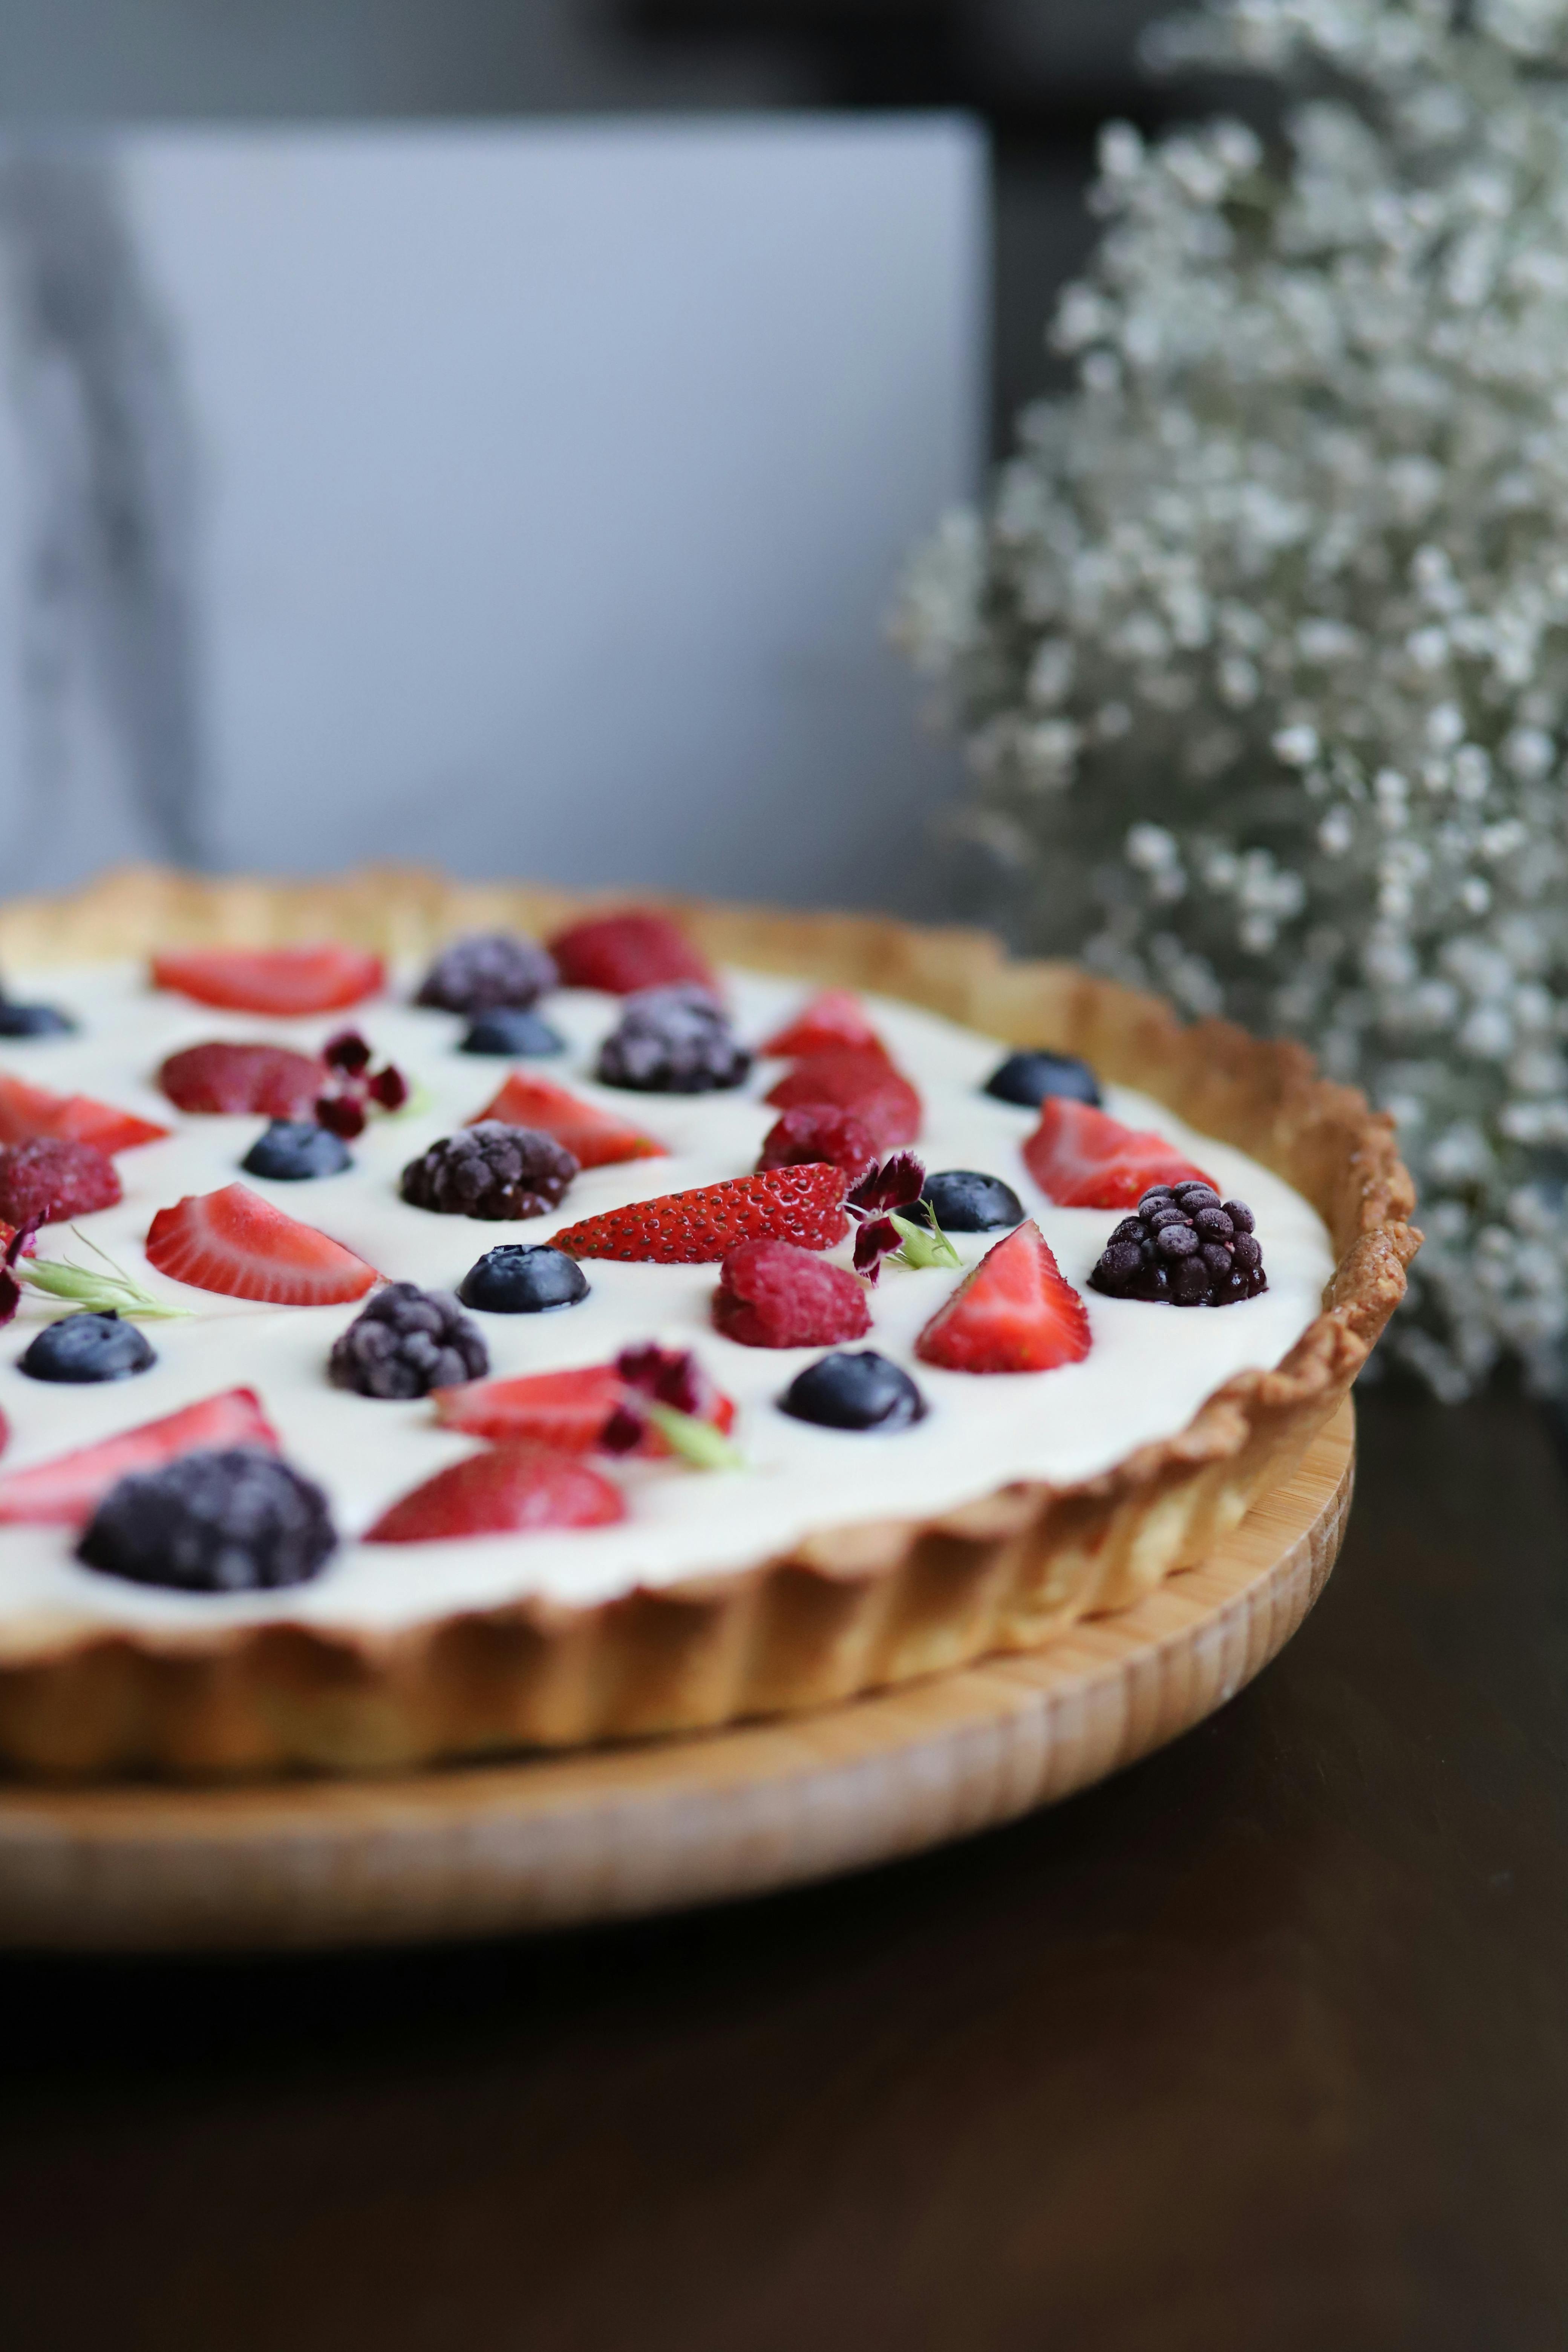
[896,0,1568,1397]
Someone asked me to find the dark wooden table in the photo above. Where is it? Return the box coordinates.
[2,1382,1563,2352]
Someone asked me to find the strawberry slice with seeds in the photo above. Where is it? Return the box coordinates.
[159,1041,327,1118]
[151,945,384,1016]
[760,989,885,1059]
[364,1441,625,1542]
[1021,1098,1215,1210]
[467,1073,665,1169]
[434,1360,736,1454]
[553,1164,848,1262]
[916,1221,1091,1374]
[547,911,717,996]
[764,1049,922,1151]
[0,1388,280,1527]
[145,1184,378,1304]
[0,1071,170,1156]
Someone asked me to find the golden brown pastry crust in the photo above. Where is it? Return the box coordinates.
[0,867,1418,1777]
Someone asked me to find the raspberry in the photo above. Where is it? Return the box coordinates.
[594,986,751,1093]
[712,1238,870,1349]
[415,932,557,1014]
[328,1283,490,1399]
[77,1448,337,1592]
[0,1137,120,1226]
[764,1050,922,1150]
[549,910,717,995]
[1088,1183,1267,1307]
[399,1123,579,1219]
[756,1104,878,1185]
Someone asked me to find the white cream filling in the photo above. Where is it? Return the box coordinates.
[0,960,1334,1642]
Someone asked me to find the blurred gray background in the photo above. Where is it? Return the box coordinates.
[0,0,1183,915]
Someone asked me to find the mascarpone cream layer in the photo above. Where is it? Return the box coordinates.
[0,961,1335,1642]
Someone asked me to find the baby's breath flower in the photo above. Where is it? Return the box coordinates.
[893,0,1568,1395]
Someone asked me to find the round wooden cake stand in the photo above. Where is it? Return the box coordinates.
[0,1402,1353,1953]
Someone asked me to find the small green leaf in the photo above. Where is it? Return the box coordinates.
[888,1205,962,1271]
[17,1230,192,1322]
[641,1400,745,1472]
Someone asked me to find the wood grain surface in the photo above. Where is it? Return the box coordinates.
[0,1401,1353,1953]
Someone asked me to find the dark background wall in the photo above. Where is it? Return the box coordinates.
[0,0,1188,452]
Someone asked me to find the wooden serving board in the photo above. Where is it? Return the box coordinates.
[0,1402,1353,1953]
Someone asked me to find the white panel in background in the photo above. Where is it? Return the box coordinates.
[0,118,985,910]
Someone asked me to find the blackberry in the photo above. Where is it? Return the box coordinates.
[1088,1182,1266,1308]
[457,1243,589,1314]
[459,1008,565,1058]
[920,1169,1024,1232]
[415,932,557,1015]
[0,1000,75,1038]
[780,1350,926,1432]
[594,986,751,1094]
[329,1283,489,1398]
[400,1122,579,1219]
[983,1050,1101,1109]
[19,1312,156,1384]
[77,1448,336,1593]
[242,1119,354,1181]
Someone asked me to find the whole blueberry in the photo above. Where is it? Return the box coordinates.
[0,1001,76,1038]
[780,1350,926,1433]
[457,1243,590,1314]
[983,1050,1101,1109]
[19,1312,156,1384]
[459,1008,566,1058]
[920,1169,1024,1233]
[242,1120,354,1181]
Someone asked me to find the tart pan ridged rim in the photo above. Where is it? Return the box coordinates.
[0,867,1419,1779]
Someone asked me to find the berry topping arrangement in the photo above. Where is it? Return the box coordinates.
[0,909,1330,1628]
[1089,1185,1267,1307]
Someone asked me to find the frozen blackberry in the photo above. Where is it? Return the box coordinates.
[983,1050,1101,1108]
[329,1282,489,1399]
[594,985,752,1094]
[459,1008,565,1057]
[399,1122,579,1219]
[415,932,557,1014]
[19,1312,156,1384]
[1088,1182,1266,1308]
[77,1448,337,1593]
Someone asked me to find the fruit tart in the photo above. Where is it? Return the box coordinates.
[0,868,1417,1776]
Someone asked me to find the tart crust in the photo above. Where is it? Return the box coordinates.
[0,867,1418,1778]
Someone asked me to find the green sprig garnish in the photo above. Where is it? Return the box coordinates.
[17,1229,193,1322]
[642,1400,745,1472]
[887,1204,962,1273]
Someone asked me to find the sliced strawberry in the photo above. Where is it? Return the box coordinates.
[433,1359,736,1455]
[916,1222,1091,1374]
[760,989,885,1059]
[0,1071,170,1155]
[1021,1098,1216,1210]
[547,911,717,996]
[145,1184,378,1304]
[364,1441,625,1542]
[159,1041,327,1118]
[0,1388,280,1527]
[764,1049,922,1150]
[151,945,384,1017]
[756,1104,879,1185]
[554,1164,848,1263]
[467,1073,665,1170]
[0,1138,120,1226]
